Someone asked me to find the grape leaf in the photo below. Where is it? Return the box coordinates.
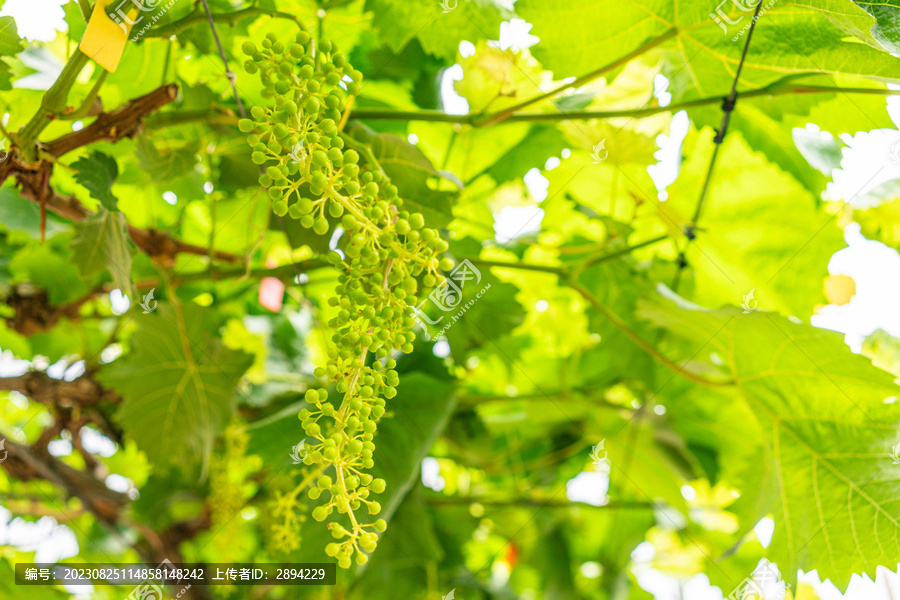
[69,207,135,297]
[640,291,900,589]
[72,151,120,211]
[99,305,253,473]
[365,0,509,59]
[0,16,23,56]
[517,0,900,103]
[663,129,844,319]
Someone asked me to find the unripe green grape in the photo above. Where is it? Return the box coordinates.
[312,150,328,167]
[327,147,343,163]
[327,201,344,218]
[299,64,315,79]
[238,118,255,133]
[311,171,327,189]
[244,61,258,74]
[273,200,289,217]
[296,31,311,44]
[343,180,360,195]
[242,41,257,55]
[320,118,337,134]
[338,557,351,569]
[312,506,329,521]
[325,543,340,557]
[313,217,329,235]
[355,553,368,566]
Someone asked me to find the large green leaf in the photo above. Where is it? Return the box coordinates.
[98,304,253,473]
[640,290,900,589]
[517,0,900,102]
[663,129,844,319]
[365,0,509,59]
[69,207,135,297]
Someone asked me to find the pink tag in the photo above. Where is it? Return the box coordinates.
[258,277,285,312]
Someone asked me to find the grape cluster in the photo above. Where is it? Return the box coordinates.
[240,32,450,567]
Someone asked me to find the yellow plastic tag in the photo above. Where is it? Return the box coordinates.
[79,0,134,72]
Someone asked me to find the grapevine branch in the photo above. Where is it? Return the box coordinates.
[44,84,178,156]
[0,371,119,407]
[476,28,678,127]
[5,164,241,264]
[425,497,654,509]
[0,435,129,524]
[566,280,733,387]
[675,0,765,286]
[147,6,303,38]
[345,85,900,124]
[1,83,243,264]
[465,256,732,386]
